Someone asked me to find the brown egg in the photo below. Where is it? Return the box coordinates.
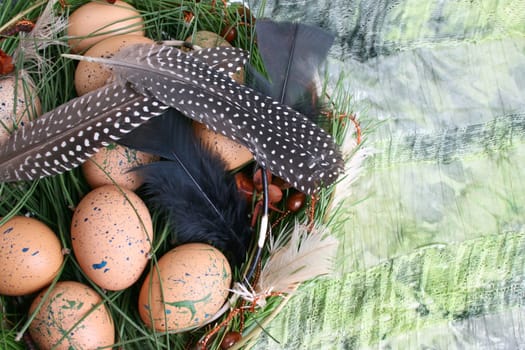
[82,143,158,191]
[0,74,41,145]
[193,121,253,170]
[0,216,63,296]
[74,34,154,96]
[68,0,144,53]
[138,243,232,332]
[186,31,231,48]
[29,281,114,350]
[71,185,153,291]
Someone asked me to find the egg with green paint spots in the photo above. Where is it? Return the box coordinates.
[0,216,63,296]
[71,184,153,291]
[29,281,114,350]
[138,243,232,332]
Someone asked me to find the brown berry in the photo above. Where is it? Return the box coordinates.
[253,168,272,192]
[268,184,283,204]
[221,331,242,349]
[221,25,237,43]
[235,172,254,201]
[236,5,255,23]
[286,191,306,212]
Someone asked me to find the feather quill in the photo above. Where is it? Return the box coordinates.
[120,108,251,267]
[232,222,338,306]
[64,43,343,194]
[0,82,168,182]
[248,19,334,118]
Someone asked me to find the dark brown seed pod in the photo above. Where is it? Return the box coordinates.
[268,183,283,204]
[236,5,255,23]
[253,168,272,192]
[235,172,254,202]
[286,191,306,212]
[220,331,242,349]
[221,25,237,43]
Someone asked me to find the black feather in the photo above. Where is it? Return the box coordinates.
[248,19,334,118]
[120,109,251,267]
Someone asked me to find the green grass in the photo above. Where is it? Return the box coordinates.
[0,1,355,349]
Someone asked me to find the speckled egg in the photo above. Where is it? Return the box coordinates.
[71,185,153,291]
[138,243,232,332]
[68,0,144,53]
[0,216,63,296]
[82,143,158,190]
[193,121,253,170]
[0,74,41,145]
[185,31,231,48]
[74,34,154,96]
[29,281,114,350]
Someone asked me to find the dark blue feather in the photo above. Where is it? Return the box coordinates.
[119,109,251,267]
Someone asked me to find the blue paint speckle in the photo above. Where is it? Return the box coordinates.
[22,247,29,252]
[92,260,107,270]
[31,251,40,256]
[3,227,13,234]
[103,268,110,273]
[165,309,171,314]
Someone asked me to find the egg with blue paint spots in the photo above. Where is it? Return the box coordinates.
[82,143,158,191]
[71,184,153,291]
[0,216,63,296]
[138,243,231,332]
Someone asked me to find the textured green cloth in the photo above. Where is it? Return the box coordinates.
[250,0,525,348]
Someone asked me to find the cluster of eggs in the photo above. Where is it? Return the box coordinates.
[0,1,255,348]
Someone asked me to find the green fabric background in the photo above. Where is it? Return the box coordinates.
[249,0,525,348]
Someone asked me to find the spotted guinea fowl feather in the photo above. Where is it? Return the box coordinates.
[0,83,168,182]
[68,43,343,194]
[0,47,240,184]
[187,46,249,78]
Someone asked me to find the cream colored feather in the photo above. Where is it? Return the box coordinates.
[331,112,372,210]
[257,222,338,296]
[232,223,338,307]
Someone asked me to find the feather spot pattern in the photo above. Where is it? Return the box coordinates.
[188,46,249,78]
[0,83,168,182]
[110,43,344,194]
